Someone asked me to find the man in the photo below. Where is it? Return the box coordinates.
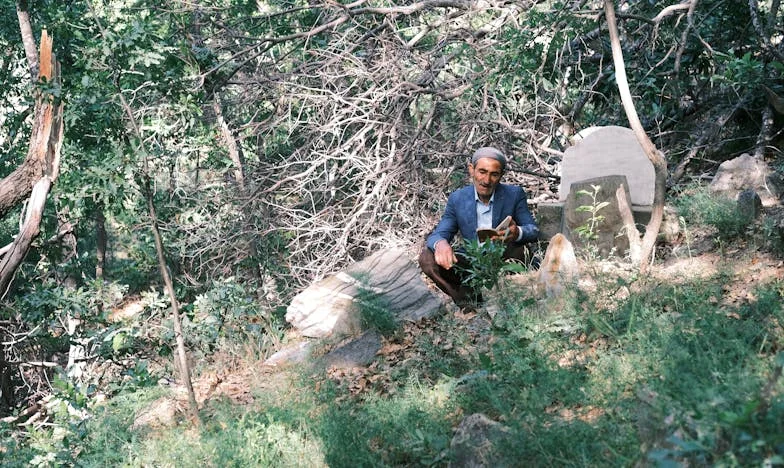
[419,146,539,305]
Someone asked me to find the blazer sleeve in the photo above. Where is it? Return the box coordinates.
[426,191,461,251]
[513,186,539,243]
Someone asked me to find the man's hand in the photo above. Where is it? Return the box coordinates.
[492,219,520,243]
[434,240,458,270]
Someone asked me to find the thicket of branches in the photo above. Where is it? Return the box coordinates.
[170,0,784,286]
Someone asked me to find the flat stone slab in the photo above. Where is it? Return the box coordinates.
[560,126,655,206]
[324,331,382,369]
[286,249,442,338]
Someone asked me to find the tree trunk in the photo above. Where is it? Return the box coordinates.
[88,2,202,424]
[0,31,64,298]
[755,105,774,159]
[0,178,53,297]
[213,95,246,188]
[603,0,667,274]
[0,160,42,219]
[15,0,38,80]
[95,206,107,280]
[145,177,200,425]
[56,208,77,288]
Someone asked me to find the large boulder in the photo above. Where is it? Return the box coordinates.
[710,153,783,206]
[285,249,442,338]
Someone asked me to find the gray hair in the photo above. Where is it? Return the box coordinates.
[471,146,507,171]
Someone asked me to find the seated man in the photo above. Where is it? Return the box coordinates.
[419,146,539,305]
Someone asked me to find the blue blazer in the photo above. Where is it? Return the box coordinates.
[426,184,539,251]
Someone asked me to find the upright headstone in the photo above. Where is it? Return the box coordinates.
[560,126,655,206]
[563,175,634,257]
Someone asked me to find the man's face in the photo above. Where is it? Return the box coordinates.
[468,157,504,202]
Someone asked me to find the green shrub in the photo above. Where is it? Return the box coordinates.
[184,278,284,357]
[457,239,526,292]
[356,289,398,336]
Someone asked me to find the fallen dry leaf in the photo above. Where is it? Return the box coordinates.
[455,309,477,321]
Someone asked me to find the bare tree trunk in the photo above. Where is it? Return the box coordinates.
[86,0,202,422]
[755,104,774,159]
[54,208,78,288]
[95,206,107,280]
[16,4,78,289]
[604,0,667,275]
[0,31,64,298]
[15,1,38,80]
[213,95,246,188]
[0,179,53,297]
[145,177,200,425]
[0,160,42,219]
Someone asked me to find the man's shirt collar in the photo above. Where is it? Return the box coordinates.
[474,187,495,205]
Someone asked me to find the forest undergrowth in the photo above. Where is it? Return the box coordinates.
[2,189,783,467]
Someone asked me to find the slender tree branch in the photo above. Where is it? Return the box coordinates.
[604,0,667,274]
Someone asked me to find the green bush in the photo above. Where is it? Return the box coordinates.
[356,289,398,336]
[184,278,284,356]
[457,239,526,292]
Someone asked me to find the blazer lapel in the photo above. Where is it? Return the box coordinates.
[491,185,504,227]
[465,187,478,233]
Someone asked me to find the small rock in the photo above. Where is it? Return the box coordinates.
[737,188,762,222]
[449,413,513,468]
[131,397,180,431]
[537,233,579,298]
[264,341,314,367]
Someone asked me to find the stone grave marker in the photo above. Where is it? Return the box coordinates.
[564,175,634,257]
[559,126,655,205]
[538,126,655,244]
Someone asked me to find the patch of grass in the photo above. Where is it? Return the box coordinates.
[674,184,751,239]
[78,391,326,467]
[74,386,168,467]
[317,378,455,467]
